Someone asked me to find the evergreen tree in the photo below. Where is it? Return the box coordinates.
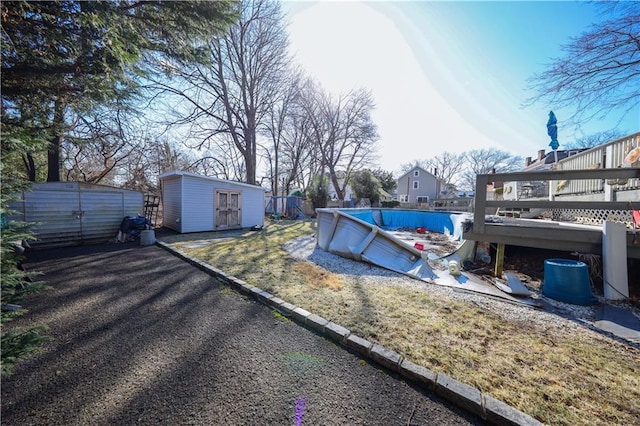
[307,174,330,209]
[0,0,237,374]
[351,169,383,206]
[371,168,397,194]
[1,0,238,181]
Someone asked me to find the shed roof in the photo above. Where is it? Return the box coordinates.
[158,170,268,192]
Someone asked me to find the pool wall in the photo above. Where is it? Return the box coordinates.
[315,208,537,305]
[335,208,469,241]
[316,208,438,280]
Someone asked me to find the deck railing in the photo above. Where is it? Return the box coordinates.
[472,168,640,234]
[429,198,474,212]
[555,132,640,196]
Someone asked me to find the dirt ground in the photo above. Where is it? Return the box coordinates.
[365,225,639,307]
[495,245,640,308]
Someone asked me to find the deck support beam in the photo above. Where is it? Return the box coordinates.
[494,243,505,277]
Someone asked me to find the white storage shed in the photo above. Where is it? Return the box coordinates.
[159,171,267,233]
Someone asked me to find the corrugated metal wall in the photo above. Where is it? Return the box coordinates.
[8,182,143,247]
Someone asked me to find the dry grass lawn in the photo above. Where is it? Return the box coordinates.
[168,220,640,426]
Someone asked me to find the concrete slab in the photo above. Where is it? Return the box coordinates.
[594,304,640,342]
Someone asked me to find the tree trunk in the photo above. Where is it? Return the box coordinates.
[244,118,257,185]
[22,153,36,182]
[47,101,64,182]
[273,149,279,196]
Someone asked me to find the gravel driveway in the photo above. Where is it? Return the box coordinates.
[1,243,483,425]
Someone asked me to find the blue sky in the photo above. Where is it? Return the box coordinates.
[283,1,640,174]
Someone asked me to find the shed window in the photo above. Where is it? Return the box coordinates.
[413,181,419,190]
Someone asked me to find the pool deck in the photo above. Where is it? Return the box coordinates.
[463,217,640,259]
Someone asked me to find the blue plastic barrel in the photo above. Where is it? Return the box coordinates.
[542,259,597,305]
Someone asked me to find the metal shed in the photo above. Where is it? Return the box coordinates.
[159,171,266,233]
[8,182,144,247]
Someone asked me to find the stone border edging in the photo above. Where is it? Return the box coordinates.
[156,241,541,426]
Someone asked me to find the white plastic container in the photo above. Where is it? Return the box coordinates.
[140,230,156,246]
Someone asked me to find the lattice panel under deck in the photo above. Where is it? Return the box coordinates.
[539,209,636,229]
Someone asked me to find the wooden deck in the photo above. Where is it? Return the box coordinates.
[464,217,640,258]
[465,168,640,259]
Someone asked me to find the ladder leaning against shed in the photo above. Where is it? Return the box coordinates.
[144,194,160,227]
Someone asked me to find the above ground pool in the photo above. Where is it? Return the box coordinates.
[338,208,469,241]
[314,207,535,306]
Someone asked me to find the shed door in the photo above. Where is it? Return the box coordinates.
[215,190,241,229]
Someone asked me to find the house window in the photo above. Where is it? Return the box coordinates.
[413,170,419,177]
[416,196,429,203]
[399,194,408,202]
[413,181,419,190]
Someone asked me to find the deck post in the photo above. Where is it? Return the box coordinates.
[494,243,505,277]
[474,175,488,234]
[602,221,629,300]
[604,145,614,201]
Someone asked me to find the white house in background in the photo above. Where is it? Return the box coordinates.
[396,166,441,203]
[327,183,353,201]
[159,170,266,233]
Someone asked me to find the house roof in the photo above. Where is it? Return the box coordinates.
[158,170,268,191]
[396,166,437,181]
[523,149,588,171]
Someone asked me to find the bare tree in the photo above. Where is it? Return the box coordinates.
[526,2,640,127]
[564,130,624,150]
[425,152,466,188]
[399,160,431,175]
[460,148,522,191]
[150,0,289,185]
[62,107,141,185]
[262,68,306,195]
[301,81,378,200]
[280,110,315,195]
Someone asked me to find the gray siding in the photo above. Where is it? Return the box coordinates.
[159,171,266,233]
[161,177,183,232]
[397,167,439,202]
[182,176,214,233]
[241,184,266,227]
